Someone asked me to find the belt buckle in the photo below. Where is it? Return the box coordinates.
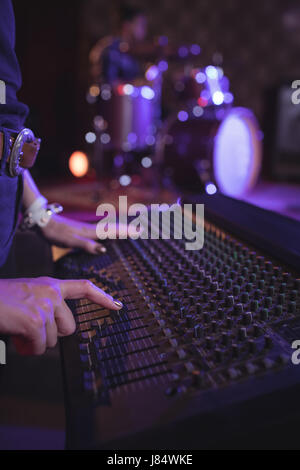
[9,128,35,177]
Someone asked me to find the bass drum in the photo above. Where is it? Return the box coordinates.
[99,84,159,152]
[157,107,262,197]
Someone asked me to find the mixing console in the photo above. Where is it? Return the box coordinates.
[57,195,300,449]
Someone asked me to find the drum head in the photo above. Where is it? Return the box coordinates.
[213,107,262,197]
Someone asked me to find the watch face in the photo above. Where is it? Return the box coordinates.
[213,108,262,197]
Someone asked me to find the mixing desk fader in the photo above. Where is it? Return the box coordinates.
[57,194,300,449]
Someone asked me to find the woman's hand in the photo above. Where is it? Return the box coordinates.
[23,172,132,254]
[0,277,123,355]
[41,214,135,254]
[41,214,107,254]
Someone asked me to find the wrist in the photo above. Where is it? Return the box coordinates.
[21,197,63,230]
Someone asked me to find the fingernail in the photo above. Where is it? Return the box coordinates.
[96,245,106,253]
[113,300,123,309]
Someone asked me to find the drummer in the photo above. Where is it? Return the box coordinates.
[101,5,148,86]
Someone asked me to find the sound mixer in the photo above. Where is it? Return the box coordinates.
[57,201,300,449]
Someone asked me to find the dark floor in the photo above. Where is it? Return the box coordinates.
[0,342,65,449]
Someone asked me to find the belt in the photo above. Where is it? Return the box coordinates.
[0,128,41,177]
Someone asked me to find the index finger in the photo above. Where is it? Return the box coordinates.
[58,279,123,310]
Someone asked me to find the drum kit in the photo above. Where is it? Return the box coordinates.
[87,42,262,197]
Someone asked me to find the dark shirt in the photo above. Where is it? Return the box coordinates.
[102,39,141,83]
[0,0,28,268]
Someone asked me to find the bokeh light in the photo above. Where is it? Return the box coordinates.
[145,65,159,81]
[193,106,204,117]
[123,83,134,95]
[205,183,217,195]
[212,91,225,105]
[89,85,100,97]
[119,174,132,186]
[178,46,188,58]
[141,86,155,100]
[69,151,89,178]
[158,60,168,72]
[100,133,111,144]
[190,44,201,55]
[177,110,188,122]
[141,156,152,168]
[205,65,218,79]
[85,132,96,144]
[195,72,206,84]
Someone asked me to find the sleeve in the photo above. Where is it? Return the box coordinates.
[0,0,29,131]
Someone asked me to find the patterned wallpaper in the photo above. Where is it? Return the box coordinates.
[80,0,300,123]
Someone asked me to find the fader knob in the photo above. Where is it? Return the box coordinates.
[226,296,234,308]
[243,312,253,325]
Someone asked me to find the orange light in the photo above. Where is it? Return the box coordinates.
[89,85,100,97]
[69,151,89,178]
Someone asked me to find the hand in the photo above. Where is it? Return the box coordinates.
[0,277,123,355]
[41,214,135,254]
[41,214,106,254]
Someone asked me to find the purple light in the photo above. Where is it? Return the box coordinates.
[141,86,155,100]
[217,67,224,78]
[212,91,224,105]
[141,156,152,168]
[205,65,218,79]
[127,132,137,144]
[213,108,262,196]
[257,130,264,141]
[114,155,124,168]
[123,83,134,95]
[145,135,156,146]
[205,183,217,195]
[190,44,201,55]
[201,89,210,100]
[158,35,168,46]
[195,72,206,84]
[158,60,168,72]
[224,92,234,104]
[178,46,189,58]
[193,105,204,117]
[119,175,131,186]
[145,65,159,81]
[177,110,189,122]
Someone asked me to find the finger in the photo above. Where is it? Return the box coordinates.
[12,336,39,356]
[40,297,58,348]
[81,224,100,240]
[59,279,123,310]
[72,235,106,254]
[45,314,58,348]
[12,324,46,356]
[54,300,76,337]
[82,222,144,241]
